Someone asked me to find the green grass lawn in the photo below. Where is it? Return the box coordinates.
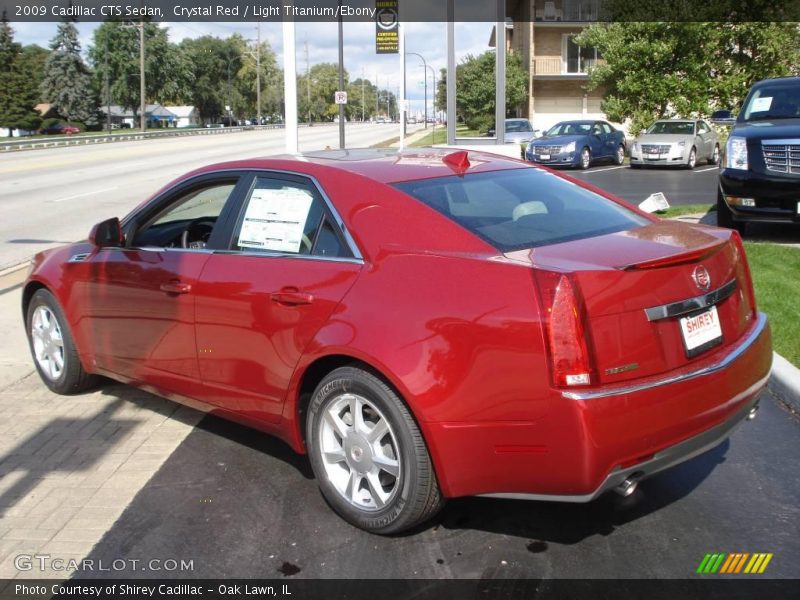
[656,203,716,219]
[744,242,800,367]
[409,126,481,147]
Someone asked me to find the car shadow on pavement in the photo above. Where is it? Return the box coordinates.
[432,440,729,544]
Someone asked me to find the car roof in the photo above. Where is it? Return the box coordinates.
[190,148,529,185]
[506,118,530,122]
[753,76,800,88]
[654,119,694,123]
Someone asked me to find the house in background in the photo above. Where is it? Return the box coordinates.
[100,104,179,128]
[493,0,608,131]
[165,106,200,128]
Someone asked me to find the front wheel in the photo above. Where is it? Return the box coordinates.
[709,144,720,165]
[26,289,96,394]
[686,147,697,169]
[614,144,625,165]
[306,366,444,534]
[579,147,591,169]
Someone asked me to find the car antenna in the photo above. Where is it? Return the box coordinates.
[442,150,470,174]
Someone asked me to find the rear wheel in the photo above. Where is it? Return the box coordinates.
[306,366,444,534]
[615,144,625,165]
[716,190,747,235]
[26,289,96,394]
[579,147,591,169]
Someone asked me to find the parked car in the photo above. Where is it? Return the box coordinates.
[630,119,719,169]
[39,123,81,136]
[525,120,626,168]
[487,118,541,144]
[23,149,771,534]
[713,76,800,234]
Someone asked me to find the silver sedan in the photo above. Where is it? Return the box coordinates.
[630,119,720,169]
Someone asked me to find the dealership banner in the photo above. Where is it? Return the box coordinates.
[1,0,798,22]
[375,0,398,54]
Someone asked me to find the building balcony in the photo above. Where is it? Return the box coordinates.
[533,57,602,78]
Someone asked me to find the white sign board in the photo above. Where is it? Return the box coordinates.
[334,91,348,105]
[237,187,313,253]
[639,192,670,213]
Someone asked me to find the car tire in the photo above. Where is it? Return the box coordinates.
[709,145,720,166]
[716,190,747,235]
[686,147,697,169]
[615,145,625,165]
[26,289,96,395]
[579,147,591,170]
[630,163,641,169]
[306,366,444,534]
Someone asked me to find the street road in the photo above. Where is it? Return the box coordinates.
[0,124,417,270]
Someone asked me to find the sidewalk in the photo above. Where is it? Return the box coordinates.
[0,267,201,578]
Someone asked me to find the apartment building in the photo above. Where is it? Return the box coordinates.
[494,0,606,130]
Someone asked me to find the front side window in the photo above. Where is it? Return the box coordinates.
[132,181,236,248]
[232,177,347,258]
[394,169,649,252]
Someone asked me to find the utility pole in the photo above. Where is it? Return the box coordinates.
[104,37,111,134]
[138,21,145,133]
[305,38,311,124]
[256,23,262,123]
[361,67,365,122]
[375,72,379,116]
[337,0,345,149]
[406,52,429,129]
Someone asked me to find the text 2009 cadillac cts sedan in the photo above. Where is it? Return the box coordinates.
[23,149,772,534]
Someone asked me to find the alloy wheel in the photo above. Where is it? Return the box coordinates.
[30,305,65,381]
[318,392,401,511]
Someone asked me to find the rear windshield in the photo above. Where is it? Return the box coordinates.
[393,168,649,252]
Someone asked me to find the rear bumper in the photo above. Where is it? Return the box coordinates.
[426,312,772,499]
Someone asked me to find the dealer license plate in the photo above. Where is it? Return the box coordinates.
[680,306,723,357]
[645,153,659,159]
[539,154,550,160]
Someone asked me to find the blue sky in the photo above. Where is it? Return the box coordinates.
[12,20,495,115]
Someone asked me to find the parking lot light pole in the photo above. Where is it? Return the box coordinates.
[405,52,428,129]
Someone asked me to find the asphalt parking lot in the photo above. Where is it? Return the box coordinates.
[73,386,799,581]
[564,163,721,206]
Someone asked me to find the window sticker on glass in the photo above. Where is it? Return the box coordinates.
[751,96,772,112]
[237,187,314,253]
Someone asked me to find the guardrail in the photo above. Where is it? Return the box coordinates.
[0,124,287,153]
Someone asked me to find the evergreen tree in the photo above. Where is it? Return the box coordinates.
[0,20,41,136]
[41,21,97,125]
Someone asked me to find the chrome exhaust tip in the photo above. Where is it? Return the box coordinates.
[614,473,642,497]
[747,404,759,421]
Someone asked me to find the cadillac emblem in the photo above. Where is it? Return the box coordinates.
[692,265,711,291]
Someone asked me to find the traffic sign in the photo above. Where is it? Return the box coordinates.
[334,91,348,105]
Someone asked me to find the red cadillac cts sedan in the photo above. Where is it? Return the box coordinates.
[23,149,772,533]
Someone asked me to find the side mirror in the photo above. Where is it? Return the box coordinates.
[711,109,735,125]
[89,217,124,248]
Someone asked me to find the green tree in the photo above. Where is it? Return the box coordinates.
[576,21,800,133]
[298,63,347,122]
[41,22,98,125]
[88,22,189,120]
[449,51,528,132]
[180,35,232,122]
[346,77,378,122]
[0,21,41,135]
[19,45,49,104]
[233,36,282,120]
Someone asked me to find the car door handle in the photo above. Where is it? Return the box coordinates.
[160,281,192,295]
[271,289,314,306]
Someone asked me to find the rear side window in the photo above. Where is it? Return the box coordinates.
[393,169,649,251]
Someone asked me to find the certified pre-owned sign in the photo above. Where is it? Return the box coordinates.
[375,0,399,54]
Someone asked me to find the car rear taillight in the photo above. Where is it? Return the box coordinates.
[533,270,594,387]
[730,231,757,318]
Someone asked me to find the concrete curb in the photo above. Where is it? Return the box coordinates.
[769,352,800,412]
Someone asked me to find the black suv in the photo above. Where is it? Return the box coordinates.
[713,76,800,234]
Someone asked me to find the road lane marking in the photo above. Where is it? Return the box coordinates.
[581,165,627,174]
[694,167,719,173]
[51,186,118,203]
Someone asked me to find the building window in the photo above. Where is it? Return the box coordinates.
[562,35,601,74]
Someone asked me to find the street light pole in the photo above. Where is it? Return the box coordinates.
[138,21,145,133]
[256,23,262,123]
[405,51,428,129]
[337,0,345,149]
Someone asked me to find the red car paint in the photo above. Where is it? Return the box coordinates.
[23,149,772,500]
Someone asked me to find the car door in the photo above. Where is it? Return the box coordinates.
[81,173,248,398]
[192,172,363,423]
[601,122,618,156]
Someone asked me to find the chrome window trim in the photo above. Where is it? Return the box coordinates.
[643,279,737,322]
[562,311,768,401]
[211,249,363,265]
